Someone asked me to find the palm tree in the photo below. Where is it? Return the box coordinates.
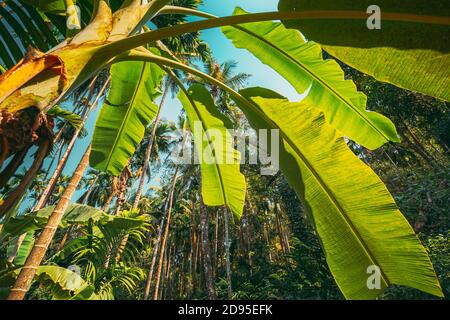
[131,119,177,209]
[33,77,111,212]
[8,144,92,300]
[1,0,445,302]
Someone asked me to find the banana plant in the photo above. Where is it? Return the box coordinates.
[1,0,448,299]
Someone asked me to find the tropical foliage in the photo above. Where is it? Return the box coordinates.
[0,0,448,300]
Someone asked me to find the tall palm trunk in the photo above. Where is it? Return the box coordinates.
[8,144,91,300]
[223,207,233,299]
[213,210,219,277]
[103,186,116,211]
[200,194,217,300]
[143,201,167,300]
[132,82,169,210]
[7,78,109,263]
[153,165,179,300]
[0,139,50,218]
[83,175,98,205]
[34,78,110,211]
[190,200,198,293]
[56,174,98,252]
[0,143,30,189]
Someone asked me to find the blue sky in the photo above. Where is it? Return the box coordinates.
[42,0,302,204]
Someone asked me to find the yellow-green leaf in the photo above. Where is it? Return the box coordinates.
[90,60,164,176]
[222,7,399,150]
[237,87,442,299]
[278,0,450,101]
[178,84,246,217]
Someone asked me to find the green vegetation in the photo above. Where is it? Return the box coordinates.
[0,0,448,300]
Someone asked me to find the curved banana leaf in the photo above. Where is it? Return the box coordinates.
[0,265,97,299]
[222,7,399,150]
[90,60,164,176]
[278,0,450,101]
[0,0,60,67]
[236,87,442,299]
[178,84,246,217]
[0,203,105,239]
[6,232,34,265]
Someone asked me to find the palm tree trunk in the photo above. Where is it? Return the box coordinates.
[143,189,171,300]
[213,210,219,277]
[103,187,116,211]
[223,207,233,299]
[191,200,197,293]
[83,175,98,205]
[0,143,30,188]
[34,77,110,211]
[132,81,169,210]
[52,76,98,145]
[6,79,109,262]
[7,144,91,300]
[0,139,50,218]
[153,165,179,300]
[199,195,217,300]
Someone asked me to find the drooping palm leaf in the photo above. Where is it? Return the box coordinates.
[222,7,399,150]
[278,0,450,101]
[178,84,246,217]
[236,87,442,299]
[90,60,164,176]
[0,0,60,67]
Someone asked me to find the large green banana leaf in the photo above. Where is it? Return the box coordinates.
[236,87,442,299]
[278,0,450,101]
[0,265,97,299]
[90,60,164,176]
[6,232,35,266]
[222,7,399,150]
[178,84,246,217]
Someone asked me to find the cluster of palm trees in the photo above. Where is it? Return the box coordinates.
[0,0,447,301]
[0,0,254,299]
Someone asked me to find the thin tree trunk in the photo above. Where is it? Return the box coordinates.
[200,195,217,300]
[399,130,434,167]
[191,200,198,293]
[132,82,169,209]
[34,77,110,211]
[223,207,233,299]
[275,205,288,255]
[153,165,179,300]
[213,210,219,278]
[0,140,50,218]
[8,144,91,300]
[83,176,98,205]
[0,143,30,188]
[52,76,98,145]
[263,222,273,262]
[103,188,116,211]
[6,79,108,261]
[143,190,171,299]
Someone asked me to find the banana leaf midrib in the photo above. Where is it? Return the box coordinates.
[102,62,148,172]
[243,96,390,289]
[181,85,229,206]
[233,23,391,142]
